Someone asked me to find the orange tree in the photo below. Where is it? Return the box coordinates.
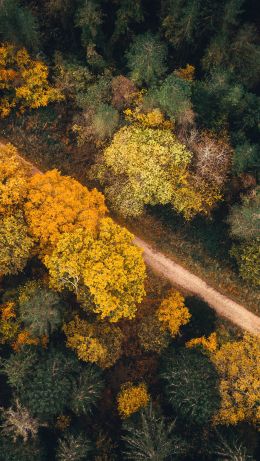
[24,169,107,253]
[45,218,146,322]
[0,43,63,118]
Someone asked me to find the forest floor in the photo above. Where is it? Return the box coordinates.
[1,139,260,335]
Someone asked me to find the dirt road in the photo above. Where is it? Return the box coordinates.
[1,140,259,334]
[134,237,260,334]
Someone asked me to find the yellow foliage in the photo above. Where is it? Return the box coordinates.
[117,383,150,418]
[0,44,63,117]
[45,218,146,322]
[175,64,195,81]
[124,107,173,130]
[157,289,191,337]
[186,333,218,353]
[0,302,20,344]
[0,143,29,213]
[25,169,107,252]
[213,334,260,425]
[63,315,123,368]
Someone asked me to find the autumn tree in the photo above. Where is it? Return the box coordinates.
[0,44,62,118]
[122,403,188,461]
[137,315,170,353]
[25,169,107,252]
[161,348,220,425]
[213,334,260,425]
[18,281,64,337]
[0,143,29,213]
[111,75,137,110]
[0,212,34,276]
[230,238,260,287]
[117,383,150,418]
[63,315,123,368]
[126,32,168,86]
[45,218,146,322]
[157,289,191,337]
[93,125,192,217]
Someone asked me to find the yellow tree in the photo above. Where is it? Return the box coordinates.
[63,315,123,368]
[213,334,260,425]
[0,212,34,276]
[0,44,63,117]
[117,383,150,418]
[24,169,107,252]
[157,289,191,337]
[45,218,146,322]
[0,143,29,214]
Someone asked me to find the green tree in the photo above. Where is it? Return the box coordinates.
[75,0,103,47]
[0,433,45,461]
[122,403,188,460]
[18,282,64,337]
[230,238,260,287]
[57,432,92,461]
[126,32,168,86]
[161,348,220,425]
[0,212,34,276]
[0,0,39,51]
[0,348,38,390]
[92,103,119,140]
[227,191,260,241]
[69,366,104,416]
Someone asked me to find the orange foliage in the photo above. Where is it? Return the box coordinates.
[186,332,217,353]
[0,302,20,344]
[25,169,107,251]
[175,64,195,81]
[12,330,48,352]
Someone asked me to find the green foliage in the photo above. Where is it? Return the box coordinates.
[0,348,38,390]
[126,32,168,86]
[17,348,80,419]
[0,0,40,51]
[112,0,144,42]
[0,212,34,276]
[211,428,255,461]
[93,103,119,140]
[18,282,64,337]
[69,366,104,416]
[146,73,192,122]
[227,191,260,241]
[0,433,45,461]
[161,348,220,425]
[57,432,92,461]
[232,142,259,174]
[122,403,188,460]
[230,238,260,287]
[75,0,103,47]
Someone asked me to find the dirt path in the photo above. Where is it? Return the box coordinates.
[134,237,260,334]
[1,141,259,334]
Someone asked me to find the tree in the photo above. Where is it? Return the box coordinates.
[146,73,193,124]
[0,348,38,390]
[157,289,191,337]
[230,239,260,287]
[126,32,168,86]
[0,44,63,118]
[92,103,119,140]
[0,433,45,461]
[45,218,146,322]
[212,334,260,425]
[25,169,107,252]
[117,383,150,419]
[122,403,188,460]
[0,0,40,51]
[161,348,220,425]
[227,191,260,241]
[0,301,20,345]
[69,366,104,416]
[56,432,92,461]
[111,75,137,110]
[16,348,80,419]
[75,0,103,47]
[0,143,29,214]
[211,428,255,461]
[0,400,46,442]
[137,315,170,353]
[18,281,64,337]
[0,212,34,275]
[63,315,123,368]
[93,125,192,217]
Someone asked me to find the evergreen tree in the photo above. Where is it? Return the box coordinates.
[56,432,92,461]
[69,365,104,416]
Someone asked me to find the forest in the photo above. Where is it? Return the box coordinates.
[0,0,259,460]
